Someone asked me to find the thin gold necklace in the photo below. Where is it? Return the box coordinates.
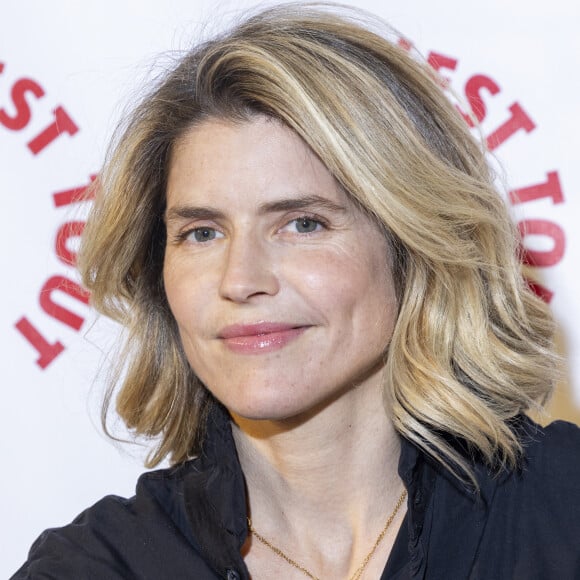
[247,489,407,580]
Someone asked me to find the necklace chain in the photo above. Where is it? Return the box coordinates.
[247,489,407,580]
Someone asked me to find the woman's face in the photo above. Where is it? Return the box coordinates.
[163,116,398,421]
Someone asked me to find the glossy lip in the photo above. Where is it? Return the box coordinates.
[218,322,310,354]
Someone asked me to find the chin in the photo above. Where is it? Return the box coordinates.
[211,383,310,423]
[221,387,347,430]
[225,398,304,423]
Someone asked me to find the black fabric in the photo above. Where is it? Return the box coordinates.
[380,511,409,579]
[12,407,580,579]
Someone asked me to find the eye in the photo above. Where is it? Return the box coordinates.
[188,227,222,243]
[292,217,323,234]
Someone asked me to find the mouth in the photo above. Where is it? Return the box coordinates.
[217,322,310,354]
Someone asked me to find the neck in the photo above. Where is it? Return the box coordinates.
[231,380,403,539]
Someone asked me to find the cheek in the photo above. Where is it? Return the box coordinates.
[163,258,205,337]
[295,243,394,319]
[163,262,184,323]
[163,264,213,380]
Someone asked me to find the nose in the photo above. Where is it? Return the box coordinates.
[219,232,280,302]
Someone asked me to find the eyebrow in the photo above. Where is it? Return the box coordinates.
[164,194,348,224]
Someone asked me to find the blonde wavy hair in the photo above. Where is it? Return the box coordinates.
[79,2,558,479]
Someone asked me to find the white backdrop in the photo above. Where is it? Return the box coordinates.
[2,1,579,576]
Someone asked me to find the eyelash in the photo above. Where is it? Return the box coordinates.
[173,214,328,244]
[175,227,220,244]
[285,214,327,234]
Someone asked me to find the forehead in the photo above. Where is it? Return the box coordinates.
[166,116,350,207]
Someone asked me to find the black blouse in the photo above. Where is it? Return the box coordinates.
[12,406,580,579]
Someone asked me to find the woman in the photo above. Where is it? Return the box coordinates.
[13,3,580,579]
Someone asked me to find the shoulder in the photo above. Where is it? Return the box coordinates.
[489,417,580,524]
[459,417,580,535]
[11,494,139,579]
[518,417,580,483]
[11,461,212,580]
[466,418,580,578]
